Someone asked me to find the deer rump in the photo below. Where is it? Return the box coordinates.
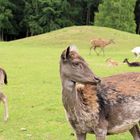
[76,72,140,134]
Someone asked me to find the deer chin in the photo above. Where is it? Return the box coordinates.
[86,77,101,85]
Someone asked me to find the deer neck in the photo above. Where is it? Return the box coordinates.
[107,41,111,45]
[61,75,99,114]
[126,60,130,65]
[61,76,77,105]
[62,78,84,118]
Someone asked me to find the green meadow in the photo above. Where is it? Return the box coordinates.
[0,26,140,140]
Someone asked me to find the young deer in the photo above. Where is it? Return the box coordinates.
[0,68,8,121]
[106,58,119,67]
[60,46,140,140]
[90,38,114,56]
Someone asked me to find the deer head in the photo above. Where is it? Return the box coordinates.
[60,46,101,85]
[110,39,115,44]
[123,58,128,63]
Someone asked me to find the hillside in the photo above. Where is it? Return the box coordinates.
[1,26,140,49]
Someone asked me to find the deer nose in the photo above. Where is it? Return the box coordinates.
[94,76,101,84]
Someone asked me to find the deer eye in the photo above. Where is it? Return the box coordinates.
[72,62,80,67]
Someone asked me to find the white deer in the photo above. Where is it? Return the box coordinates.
[131,47,140,58]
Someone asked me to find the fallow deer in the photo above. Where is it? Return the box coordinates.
[90,38,114,56]
[60,46,140,140]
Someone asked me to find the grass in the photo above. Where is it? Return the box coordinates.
[0,26,140,140]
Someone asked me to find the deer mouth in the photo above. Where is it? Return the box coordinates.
[88,76,101,85]
[70,76,101,85]
[94,76,101,83]
[77,76,101,85]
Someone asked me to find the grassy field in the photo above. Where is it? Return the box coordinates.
[0,26,140,140]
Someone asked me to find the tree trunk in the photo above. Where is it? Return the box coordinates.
[26,29,29,37]
[86,6,91,25]
[0,29,4,41]
[138,22,140,34]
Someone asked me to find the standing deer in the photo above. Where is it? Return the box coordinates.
[0,68,8,121]
[90,38,114,55]
[60,46,140,140]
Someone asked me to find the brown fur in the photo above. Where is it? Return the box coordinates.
[103,72,140,96]
[90,38,114,55]
[77,84,99,113]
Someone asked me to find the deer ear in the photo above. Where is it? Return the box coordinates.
[66,46,70,59]
[61,46,70,61]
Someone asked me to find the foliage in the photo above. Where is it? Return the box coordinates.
[1,0,101,40]
[135,0,140,34]
[95,0,136,33]
[0,0,15,40]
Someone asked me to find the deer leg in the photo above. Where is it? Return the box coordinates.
[94,120,108,140]
[89,46,93,55]
[3,96,8,121]
[129,125,140,140]
[134,53,137,57]
[0,93,8,121]
[102,48,105,56]
[96,136,106,140]
[94,47,99,56]
[99,48,105,56]
[76,133,86,140]
[95,131,106,140]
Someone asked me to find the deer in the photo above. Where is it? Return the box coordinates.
[60,46,140,140]
[131,47,140,58]
[0,68,8,121]
[123,58,140,67]
[89,38,114,56]
[105,58,119,67]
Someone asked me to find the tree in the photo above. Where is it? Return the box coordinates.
[67,0,102,25]
[0,0,102,40]
[39,0,62,32]
[9,0,25,39]
[82,0,102,25]
[21,0,43,36]
[95,0,136,33]
[0,0,14,40]
[135,0,140,34]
